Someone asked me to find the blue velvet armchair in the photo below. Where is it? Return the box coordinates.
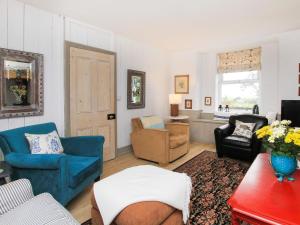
[0,122,104,206]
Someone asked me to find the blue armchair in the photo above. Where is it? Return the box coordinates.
[0,122,104,206]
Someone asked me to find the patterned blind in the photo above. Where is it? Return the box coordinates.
[217,47,261,73]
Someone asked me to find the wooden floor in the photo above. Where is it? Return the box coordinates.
[67,142,215,223]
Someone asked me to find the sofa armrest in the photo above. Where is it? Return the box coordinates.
[5,153,66,170]
[214,124,232,157]
[131,129,169,164]
[0,179,34,215]
[165,123,189,137]
[60,136,104,157]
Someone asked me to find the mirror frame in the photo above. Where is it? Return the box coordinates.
[0,48,44,118]
[127,69,145,109]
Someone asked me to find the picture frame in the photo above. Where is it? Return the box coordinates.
[0,48,44,118]
[185,99,192,109]
[204,97,212,106]
[175,75,189,94]
[127,69,145,109]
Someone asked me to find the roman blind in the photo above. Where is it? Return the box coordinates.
[217,47,261,73]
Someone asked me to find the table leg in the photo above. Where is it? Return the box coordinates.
[231,211,240,225]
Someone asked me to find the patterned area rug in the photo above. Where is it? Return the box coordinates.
[81,151,249,225]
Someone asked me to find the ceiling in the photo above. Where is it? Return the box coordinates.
[19,0,300,51]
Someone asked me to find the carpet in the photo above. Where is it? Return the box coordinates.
[81,151,250,225]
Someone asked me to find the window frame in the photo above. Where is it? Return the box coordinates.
[217,70,261,111]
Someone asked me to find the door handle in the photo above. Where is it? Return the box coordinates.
[107,113,116,120]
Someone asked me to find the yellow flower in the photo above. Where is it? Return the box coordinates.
[294,139,300,146]
[285,134,293,143]
[256,126,271,139]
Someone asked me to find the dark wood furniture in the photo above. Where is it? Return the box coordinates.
[0,161,12,185]
[228,153,300,225]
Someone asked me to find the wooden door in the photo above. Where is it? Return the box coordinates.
[66,43,116,161]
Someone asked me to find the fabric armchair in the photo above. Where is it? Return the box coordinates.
[0,123,104,206]
[214,114,268,161]
[131,118,190,165]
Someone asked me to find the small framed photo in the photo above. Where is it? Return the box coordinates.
[204,97,212,106]
[175,75,189,94]
[185,99,192,109]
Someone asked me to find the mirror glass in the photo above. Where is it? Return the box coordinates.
[3,60,34,107]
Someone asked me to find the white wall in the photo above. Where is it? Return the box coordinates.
[278,30,300,103]
[0,3,169,148]
[169,31,300,115]
[0,0,65,134]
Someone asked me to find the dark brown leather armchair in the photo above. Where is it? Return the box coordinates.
[214,114,268,161]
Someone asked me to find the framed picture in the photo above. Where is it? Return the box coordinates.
[0,48,44,118]
[185,99,192,109]
[127,69,145,109]
[204,97,212,106]
[175,75,189,94]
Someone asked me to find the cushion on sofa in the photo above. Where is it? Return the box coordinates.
[223,135,251,148]
[68,155,100,188]
[140,116,164,129]
[169,134,187,149]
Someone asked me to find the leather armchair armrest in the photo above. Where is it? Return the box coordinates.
[131,129,169,164]
[214,124,232,157]
[251,132,263,158]
[5,153,66,170]
[60,136,104,157]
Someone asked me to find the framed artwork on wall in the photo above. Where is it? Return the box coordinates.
[204,97,212,106]
[0,48,44,118]
[127,69,145,109]
[185,99,192,109]
[175,75,189,94]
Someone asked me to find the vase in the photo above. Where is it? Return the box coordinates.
[271,153,297,182]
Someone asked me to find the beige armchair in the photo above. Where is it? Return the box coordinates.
[131,118,190,165]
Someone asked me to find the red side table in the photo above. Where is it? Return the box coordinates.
[228,153,300,225]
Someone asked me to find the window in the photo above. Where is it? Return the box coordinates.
[217,71,260,112]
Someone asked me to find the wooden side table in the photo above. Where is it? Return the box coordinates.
[0,161,12,185]
[228,153,300,225]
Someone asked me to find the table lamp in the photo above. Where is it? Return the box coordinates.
[169,94,181,117]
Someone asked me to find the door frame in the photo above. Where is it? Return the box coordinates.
[64,41,117,151]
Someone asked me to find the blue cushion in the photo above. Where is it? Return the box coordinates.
[140,116,164,129]
[0,123,57,154]
[67,155,100,188]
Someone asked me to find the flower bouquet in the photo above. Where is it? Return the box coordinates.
[256,120,300,181]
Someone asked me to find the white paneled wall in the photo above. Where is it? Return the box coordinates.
[0,0,64,134]
[64,18,169,148]
[65,18,114,51]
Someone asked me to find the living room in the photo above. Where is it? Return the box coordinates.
[0,0,300,225]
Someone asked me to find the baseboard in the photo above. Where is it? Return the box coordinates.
[117,145,132,156]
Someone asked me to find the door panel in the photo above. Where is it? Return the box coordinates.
[76,57,92,113]
[68,44,116,161]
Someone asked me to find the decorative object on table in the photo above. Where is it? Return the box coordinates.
[127,69,145,109]
[184,99,192,109]
[204,96,212,106]
[174,75,189,94]
[252,104,259,114]
[169,94,181,116]
[0,48,44,118]
[0,161,12,185]
[218,104,223,111]
[256,120,300,182]
[225,104,229,112]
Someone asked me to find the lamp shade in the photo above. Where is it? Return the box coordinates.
[169,94,182,104]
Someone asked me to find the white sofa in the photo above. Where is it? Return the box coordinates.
[0,179,79,225]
